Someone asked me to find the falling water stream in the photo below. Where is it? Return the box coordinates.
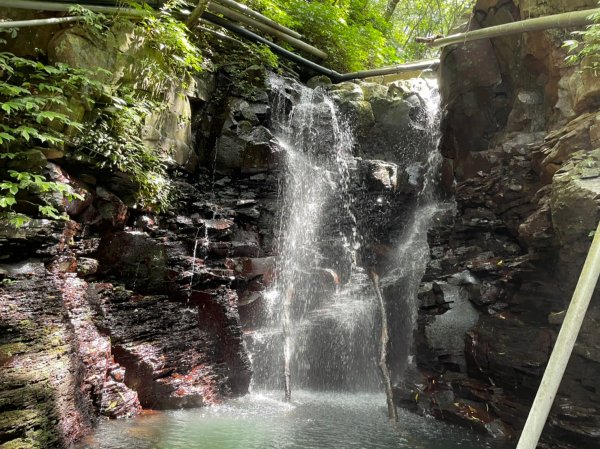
[78,76,508,449]
[246,75,379,397]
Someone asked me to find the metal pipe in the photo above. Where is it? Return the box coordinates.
[516,220,600,449]
[0,0,149,17]
[428,7,600,48]
[338,59,439,81]
[4,0,438,82]
[207,2,327,59]
[201,12,341,80]
[0,16,83,28]
[212,0,302,39]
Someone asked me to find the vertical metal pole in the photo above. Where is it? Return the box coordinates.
[516,220,600,449]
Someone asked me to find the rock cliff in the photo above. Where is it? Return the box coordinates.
[396,1,600,447]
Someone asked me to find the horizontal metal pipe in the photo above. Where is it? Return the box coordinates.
[338,59,439,81]
[207,3,327,59]
[0,15,83,28]
[0,0,148,16]
[212,0,302,39]
[429,7,600,47]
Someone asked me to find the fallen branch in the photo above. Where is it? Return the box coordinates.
[368,269,398,422]
[283,285,293,402]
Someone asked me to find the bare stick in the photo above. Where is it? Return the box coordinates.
[369,269,398,421]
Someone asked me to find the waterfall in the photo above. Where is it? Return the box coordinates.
[382,78,450,382]
[245,74,446,401]
[246,75,379,396]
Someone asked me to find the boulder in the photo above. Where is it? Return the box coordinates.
[551,150,600,272]
[328,82,364,102]
[359,159,398,191]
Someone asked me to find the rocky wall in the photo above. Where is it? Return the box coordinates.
[397,0,600,447]
[0,17,254,448]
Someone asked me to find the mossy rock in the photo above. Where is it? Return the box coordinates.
[6,149,47,174]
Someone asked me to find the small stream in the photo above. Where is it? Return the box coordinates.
[77,391,510,449]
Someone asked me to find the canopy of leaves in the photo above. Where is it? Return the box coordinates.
[245,0,473,72]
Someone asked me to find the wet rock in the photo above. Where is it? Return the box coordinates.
[0,260,45,277]
[96,231,169,293]
[82,187,128,230]
[423,283,480,373]
[226,257,275,284]
[134,215,156,232]
[100,363,141,419]
[6,148,47,173]
[465,316,553,395]
[370,97,412,128]
[0,219,73,261]
[328,82,364,102]
[214,125,276,173]
[337,100,375,132]
[77,258,99,277]
[0,270,139,448]
[359,159,398,191]
[88,284,251,408]
[359,82,388,100]
[306,75,332,89]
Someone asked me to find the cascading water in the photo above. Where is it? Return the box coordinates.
[246,75,379,397]
[380,78,454,383]
[247,75,449,401]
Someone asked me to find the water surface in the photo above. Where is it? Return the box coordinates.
[79,391,510,449]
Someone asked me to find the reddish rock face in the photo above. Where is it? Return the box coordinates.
[86,285,251,409]
[0,264,141,448]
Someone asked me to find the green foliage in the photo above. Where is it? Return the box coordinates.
[210,39,279,97]
[1,2,205,225]
[74,92,170,210]
[0,52,96,227]
[68,4,109,38]
[564,6,600,74]
[245,0,473,72]
[126,0,203,88]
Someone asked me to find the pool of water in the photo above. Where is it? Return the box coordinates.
[78,391,511,449]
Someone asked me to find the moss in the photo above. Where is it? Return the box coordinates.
[0,437,40,449]
[0,343,27,360]
[17,320,34,330]
[0,409,40,434]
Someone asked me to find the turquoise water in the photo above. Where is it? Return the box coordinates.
[78,391,510,449]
